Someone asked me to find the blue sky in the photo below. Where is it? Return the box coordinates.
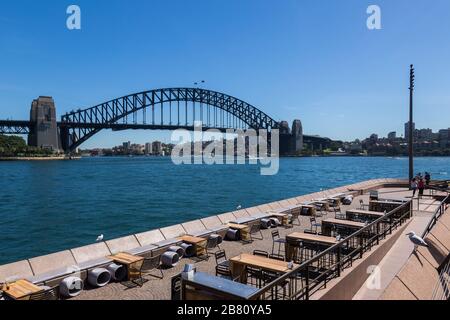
[1,0,450,148]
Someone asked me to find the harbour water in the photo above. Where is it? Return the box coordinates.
[0,156,448,265]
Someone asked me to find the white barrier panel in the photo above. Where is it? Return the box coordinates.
[60,277,84,298]
[88,268,111,287]
[107,263,127,282]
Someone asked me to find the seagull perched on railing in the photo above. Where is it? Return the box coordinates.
[406,231,428,248]
[96,234,104,242]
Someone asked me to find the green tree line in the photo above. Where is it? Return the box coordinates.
[0,135,53,157]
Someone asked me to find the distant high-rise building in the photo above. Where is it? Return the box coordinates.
[387,131,396,140]
[417,128,433,141]
[145,142,153,155]
[152,141,162,155]
[405,122,415,141]
[439,129,450,148]
[123,141,131,151]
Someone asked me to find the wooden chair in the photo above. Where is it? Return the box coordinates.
[29,286,59,300]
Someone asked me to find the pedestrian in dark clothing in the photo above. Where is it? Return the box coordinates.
[418,178,425,198]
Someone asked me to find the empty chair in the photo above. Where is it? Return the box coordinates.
[360,199,369,210]
[262,270,289,298]
[248,223,264,242]
[123,255,164,288]
[269,253,285,261]
[335,209,346,220]
[291,210,301,226]
[29,286,59,300]
[214,250,230,270]
[271,230,287,256]
[200,235,221,260]
[305,217,321,234]
[171,274,182,301]
[253,250,269,258]
[215,266,239,282]
[246,266,264,288]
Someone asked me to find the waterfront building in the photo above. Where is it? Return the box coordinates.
[145,142,152,155]
[387,131,396,140]
[152,141,162,155]
[404,121,415,141]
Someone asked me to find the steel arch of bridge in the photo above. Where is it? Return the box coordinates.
[60,88,280,152]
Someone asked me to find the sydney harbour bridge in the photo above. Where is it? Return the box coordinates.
[0,88,331,155]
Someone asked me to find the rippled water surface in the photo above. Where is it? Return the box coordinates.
[0,156,448,264]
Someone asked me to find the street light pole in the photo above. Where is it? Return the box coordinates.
[408,65,415,184]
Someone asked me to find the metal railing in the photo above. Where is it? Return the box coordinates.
[247,200,413,300]
[421,193,449,239]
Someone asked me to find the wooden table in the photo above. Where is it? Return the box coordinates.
[229,253,297,283]
[227,223,251,241]
[321,218,366,236]
[286,233,338,261]
[313,201,330,211]
[2,279,43,300]
[300,205,316,216]
[179,235,208,257]
[346,209,384,222]
[269,212,290,226]
[108,252,145,280]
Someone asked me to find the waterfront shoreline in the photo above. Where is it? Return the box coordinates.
[0,156,81,161]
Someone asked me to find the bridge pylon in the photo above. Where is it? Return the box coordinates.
[28,96,62,152]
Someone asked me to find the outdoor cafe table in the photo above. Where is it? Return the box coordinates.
[346,209,385,222]
[2,279,43,300]
[108,252,145,280]
[299,204,316,216]
[179,235,208,257]
[285,232,338,261]
[229,253,297,283]
[268,212,291,227]
[321,218,366,236]
[227,223,251,242]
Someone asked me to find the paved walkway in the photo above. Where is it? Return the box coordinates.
[353,197,439,300]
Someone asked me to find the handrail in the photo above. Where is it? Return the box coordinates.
[421,194,449,239]
[247,200,413,300]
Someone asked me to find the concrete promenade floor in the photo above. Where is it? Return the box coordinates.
[73,187,426,300]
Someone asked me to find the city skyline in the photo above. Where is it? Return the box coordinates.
[1,0,450,148]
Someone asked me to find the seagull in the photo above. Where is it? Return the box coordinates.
[96,234,104,242]
[236,205,242,210]
[406,231,428,248]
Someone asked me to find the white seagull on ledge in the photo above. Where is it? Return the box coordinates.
[406,231,428,248]
[96,234,104,242]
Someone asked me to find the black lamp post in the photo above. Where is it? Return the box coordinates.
[408,65,415,184]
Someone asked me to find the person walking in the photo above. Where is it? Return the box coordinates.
[411,178,418,198]
[418,178,425,199]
